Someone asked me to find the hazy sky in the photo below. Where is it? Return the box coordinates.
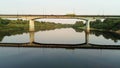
[0,0,120,15]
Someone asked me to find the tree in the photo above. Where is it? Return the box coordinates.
[90,18,120,31]
[0,18,9,25]
[73,21,84,27]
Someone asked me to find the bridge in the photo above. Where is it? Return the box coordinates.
[0,14,120,31]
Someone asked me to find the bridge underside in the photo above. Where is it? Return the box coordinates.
[0,42,120,49]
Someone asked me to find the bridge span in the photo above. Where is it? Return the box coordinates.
[0,14,120,31]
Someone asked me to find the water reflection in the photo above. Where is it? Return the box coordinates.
[34,28,85,44]
[29,31,35,44]
[90,30,120,43]
[0,28,120,45]
[85,30,90,45]
[73,28,120,43]
[0,29,28,43]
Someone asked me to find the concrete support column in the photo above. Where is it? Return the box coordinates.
[86,20,90,33]
[29,31,35,44]
[29,19,35,31]
[85,31,89,45]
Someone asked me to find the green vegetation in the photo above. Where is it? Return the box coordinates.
[0,18,29,32]
[35,21,72,31]
[72,21,85,28]
[0,18,72,32]
[72,18,120,33]
[90,18,120,32]
[3,18,119,33]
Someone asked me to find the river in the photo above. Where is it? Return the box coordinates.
[0,28,120,68]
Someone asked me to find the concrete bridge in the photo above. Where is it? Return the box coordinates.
[0,14,120,31]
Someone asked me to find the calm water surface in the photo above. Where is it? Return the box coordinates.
[0,28,120,68]
[0,28,120,45]
[0,47,120,68]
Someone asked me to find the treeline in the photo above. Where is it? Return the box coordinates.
[90,18,120,31]
[0,18,28,32]
[1,18,120,32]
[35,21,72,31]
[0,18,72,31]
[71,18,120,32]
[72,21,85,28]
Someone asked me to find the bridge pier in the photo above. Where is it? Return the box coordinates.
[86,20,90,33]
[29,19,35,31]
[29,31,35,44]
[85,30,90,45]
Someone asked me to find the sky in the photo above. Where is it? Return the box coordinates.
[0,0,120,15]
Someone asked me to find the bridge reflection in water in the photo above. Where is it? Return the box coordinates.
[29,31,34,45]
[0,30,120,49]
[29,31,89,45]
[27,30,120,49]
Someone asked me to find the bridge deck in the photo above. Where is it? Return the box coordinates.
[0,14,120,17]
